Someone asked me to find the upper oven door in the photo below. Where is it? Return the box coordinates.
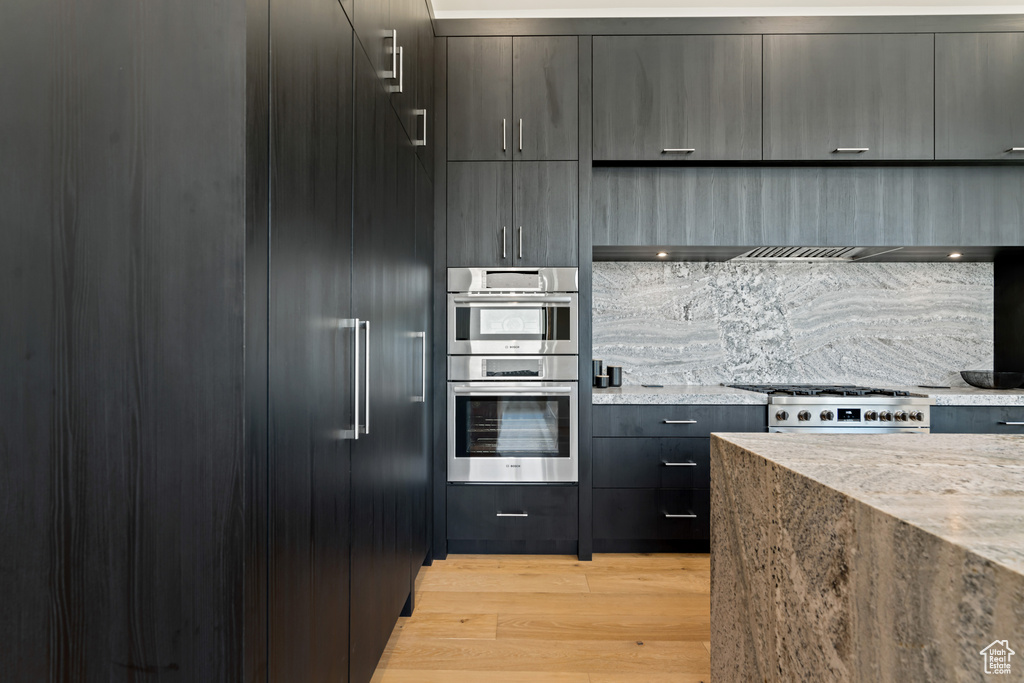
[448,293,579,355]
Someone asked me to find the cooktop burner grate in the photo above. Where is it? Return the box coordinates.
[728,383,913,398]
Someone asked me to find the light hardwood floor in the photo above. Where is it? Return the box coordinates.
[370,553,711,683]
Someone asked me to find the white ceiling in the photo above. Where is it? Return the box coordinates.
[432,0,1024,19]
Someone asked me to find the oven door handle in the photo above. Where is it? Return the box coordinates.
[452,386,572,394]
[451,295,573,304]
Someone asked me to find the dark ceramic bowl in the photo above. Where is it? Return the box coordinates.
[960,370,1024,390]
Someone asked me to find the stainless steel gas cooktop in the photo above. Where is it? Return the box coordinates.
[728,384,932,433]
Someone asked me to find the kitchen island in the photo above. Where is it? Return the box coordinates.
[710,433,1024,682]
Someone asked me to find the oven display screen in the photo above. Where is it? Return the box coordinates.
[838,408,861,422]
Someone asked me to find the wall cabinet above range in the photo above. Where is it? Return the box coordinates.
[763,34,935,161]
[447,161,578,267]
[936,33,1024,160]
[447,36,579,161]
[592,35,762,161]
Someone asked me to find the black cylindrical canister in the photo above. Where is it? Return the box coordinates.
[607,366,622,387]
[592,359,603,386]
[595,374,610,389]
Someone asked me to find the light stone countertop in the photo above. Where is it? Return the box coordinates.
[592,383,1024,406]
[592,384,769,405]
[713,432,1024,575]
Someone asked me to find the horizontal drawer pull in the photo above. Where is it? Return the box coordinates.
[664,513,697,519]
[661,148,695,153]
[833,147,870,153]
[663,462,698,467]
[998,421,1024,425]
[454,386,572,394]
[1007,148,1024,152]
[662,420,697,425]
[496,512,528,517]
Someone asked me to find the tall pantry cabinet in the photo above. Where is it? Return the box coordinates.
[0,0,434,680]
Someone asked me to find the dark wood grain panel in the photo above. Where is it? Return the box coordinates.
[0,0,247,679]
[592,405,766,438]
[447,37,513,161]
[513,36,579,161]
[577,36,594,561]
[593,35,762,161]
[593,438,710,489]
[995,256,1024,373]
[447,485,579,541]
[764,34,935,161]
[936,33,1024,160]
[931,406,1024,434]
[447,161,513,266]
[513,161,579,266]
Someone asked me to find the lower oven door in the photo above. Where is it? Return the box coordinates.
[448,382,578,483]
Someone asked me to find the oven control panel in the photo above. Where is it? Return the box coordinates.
[768,398,931,431]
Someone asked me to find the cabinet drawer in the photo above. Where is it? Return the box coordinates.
[594,489,710,541]
[592,405,765,437]
[447,485,578,541]
[932,406,1024,434]
[593,438,709,489]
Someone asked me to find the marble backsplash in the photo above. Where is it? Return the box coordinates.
[593,261,993,387]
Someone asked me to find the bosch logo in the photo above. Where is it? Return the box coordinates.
[505,345,520,349]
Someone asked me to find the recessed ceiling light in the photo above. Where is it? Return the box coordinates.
[656,252,668,258]
[948,252,963,259]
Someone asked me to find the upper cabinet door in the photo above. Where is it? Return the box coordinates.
[763,34,934,161]
[936,33,1024,160]
[448,37,513,161]
[513,36,579,161]
[593,35,762,161]
[513,161,578,267]
[447,162,514,266]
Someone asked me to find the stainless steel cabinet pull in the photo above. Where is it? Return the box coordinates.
[396,46,404,93]
[665,513,697,519]
[502,119,506,152]
[518,226,523,259]
[453,386,572,394]
[833,148,870,153]
[519,119,523,152]
[663,420,697,425]
[999,421,1024,425]
[413,109,427,147]
[362,320,371,434]
[332,318,360,440]
[661,148,695,154]
[452,295,573,304]
[412,331,426,403]
[502,226,507,259]
[496,512,528,517]
[1008,148,1024,152]
[663,462,697,467]
[384,30,397,79]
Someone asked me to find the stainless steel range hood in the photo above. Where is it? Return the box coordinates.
[730,246,863,261]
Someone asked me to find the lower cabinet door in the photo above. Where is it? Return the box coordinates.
[447,484,579,541]
[594,488,710,541]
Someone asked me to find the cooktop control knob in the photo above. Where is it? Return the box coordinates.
[798,410,812,421]
[865,410,878,421]
[895,411,908,422]
[820,410,834,421]
[775,410,789,421]
[879,411,893,421]
[910,411,924,422]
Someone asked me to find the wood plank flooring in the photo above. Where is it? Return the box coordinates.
[370,553,711,683]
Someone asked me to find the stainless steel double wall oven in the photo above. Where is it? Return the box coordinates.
[447,268,579,483]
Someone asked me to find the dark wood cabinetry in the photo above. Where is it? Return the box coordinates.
[448,36,578,161]
[936,33,1024,160]
[593,35,762,161]
[447,161,578,267]
[931,406,1024,434]
[763,34,935,161]
[591,405,765,552]
[447,485,579,553]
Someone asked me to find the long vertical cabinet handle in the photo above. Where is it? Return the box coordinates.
[413,331,426,403]
[333,319,360,440]
[361,320,371,435]
[502,226,507,259]
[502,119,506,152]
[384,30,397,80]
[518,226,523,259]
[519,119,523,152]
[396,46,404,94]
